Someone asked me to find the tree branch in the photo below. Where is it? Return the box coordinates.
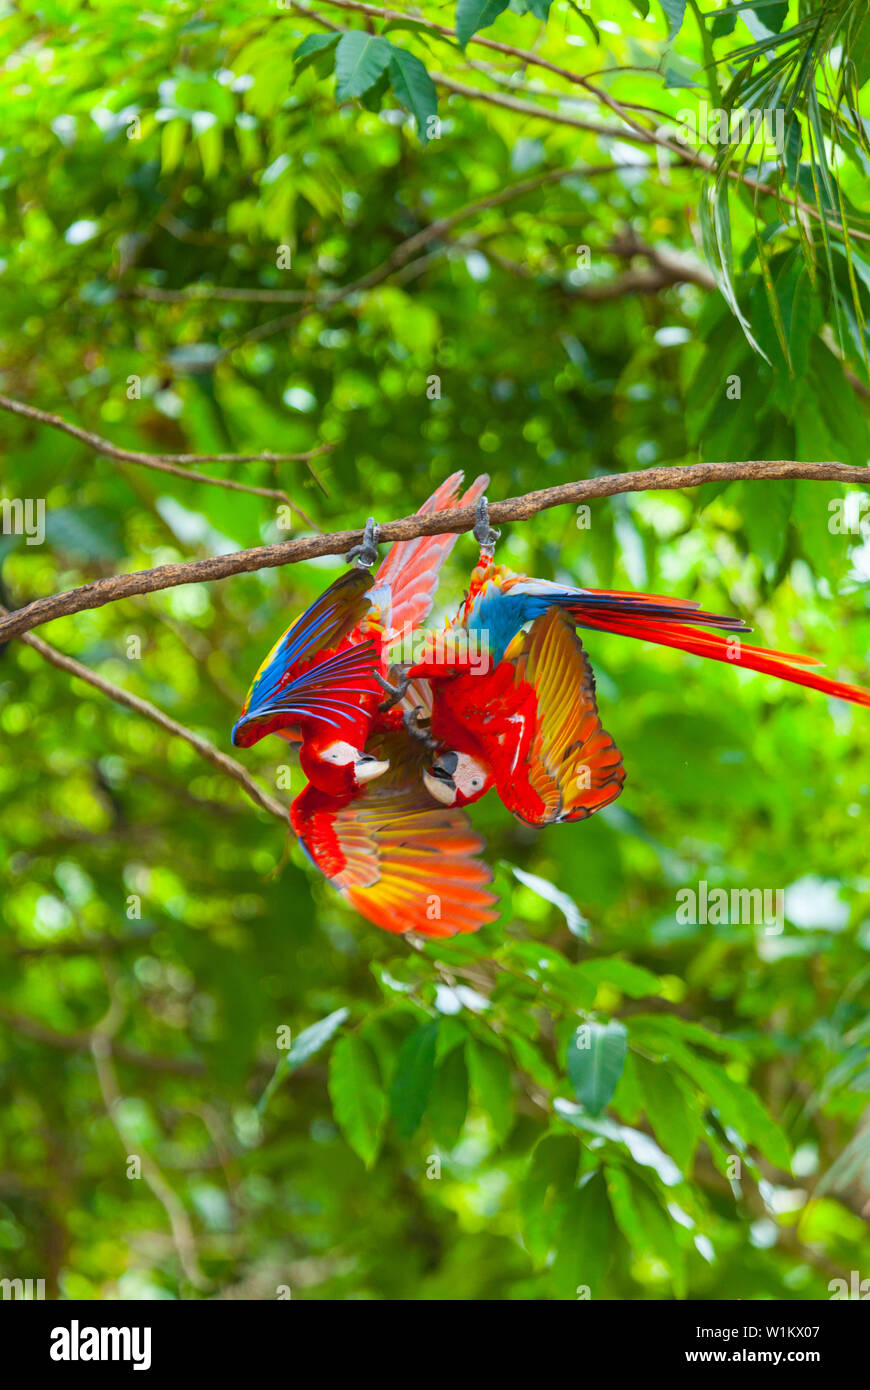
[217,162,623,358]
[132,164,629,315]
[311,0,870,244]
[0,606,287,821]
[431,71,649,142]
[90,986,210,1288]
[0,393,329,527]
[0,1004,208,1075]
[0,458,866,643]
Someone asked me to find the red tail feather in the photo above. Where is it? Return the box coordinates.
[572,610,870,709]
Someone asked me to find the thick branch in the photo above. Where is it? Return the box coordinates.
[0,459,866,643]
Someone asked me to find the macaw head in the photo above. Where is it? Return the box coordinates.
[300,739,390,797]
[422,750,492,808]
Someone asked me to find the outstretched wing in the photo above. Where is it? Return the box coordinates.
[232,569,379,745]
[375,472,489,634]
[474,609,626,825]
[233,640,381,745]
[290,732,498,937]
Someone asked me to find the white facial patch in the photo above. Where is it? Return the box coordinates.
[321,741,358,766]
[452,752,488,798]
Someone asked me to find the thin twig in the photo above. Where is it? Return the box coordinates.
[219,163,620,358]
[432,71,646,141]
[0,392,327,528]
[311,0,870,243]
[90,984,210,1289]
[131,284,313,304]
[0,1004,208,1074]
[0,605,287,820]
[0,458,867,643]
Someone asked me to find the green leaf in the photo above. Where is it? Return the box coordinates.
[197,123,223,182]
[257,1007,349,1114]
[388,46,438,142]
[359,66,391,113]
[611,1048,644,1124]
[293,32,340,77]
[552,1170,615,1299]
[783,117,803,185]
[575,958,661,999]
[627,1013,748,1059]
[670,1045,791,1170]
[466,1037,513,1144]
[509,1031,558,1089]
[329,1035,387,1166]
[519,1133,579,1266]
[659,0,687,38]
[428,1044,468,1148]
[456,0,511,49]
[636,1056,700,1174]
[711,12,737,38]
[334,32,393,101]
[737,477,795,569]
[566,1020,627,1116]
[160,116,186,174]
[850,5,870,89]
[390,1021,439,1139]
[510,865,588,938]
[44,506,124,561]
[604,1165,685,1295]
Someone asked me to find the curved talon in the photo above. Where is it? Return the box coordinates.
[473,495,500,558]
[375,668,411,713]
[345,516,380,568]
[403,705,439,752]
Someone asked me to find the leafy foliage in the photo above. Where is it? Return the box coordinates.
[0,0,868,1302]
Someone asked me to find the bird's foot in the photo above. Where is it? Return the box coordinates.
[375,668,411,713]
[473,495,500,559]
[403,705,439,753]
[345,516,380,569]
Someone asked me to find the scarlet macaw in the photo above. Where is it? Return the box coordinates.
[420,606,626,823]
[407,498,870,811]
[289,723,498,937]
[230,471,488,798]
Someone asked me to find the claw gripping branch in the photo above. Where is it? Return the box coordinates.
[345,516,380,568]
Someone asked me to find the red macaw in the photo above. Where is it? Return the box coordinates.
[289,726,498,937]
[419,607,626,823]
[406,499,870,812]
[230,471,487,797]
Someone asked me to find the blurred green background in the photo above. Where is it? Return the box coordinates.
[1,0,869,1300]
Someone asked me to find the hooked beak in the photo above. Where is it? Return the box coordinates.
[423,766,457,806]
[355,756,390,785]
[231,713,262,748]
